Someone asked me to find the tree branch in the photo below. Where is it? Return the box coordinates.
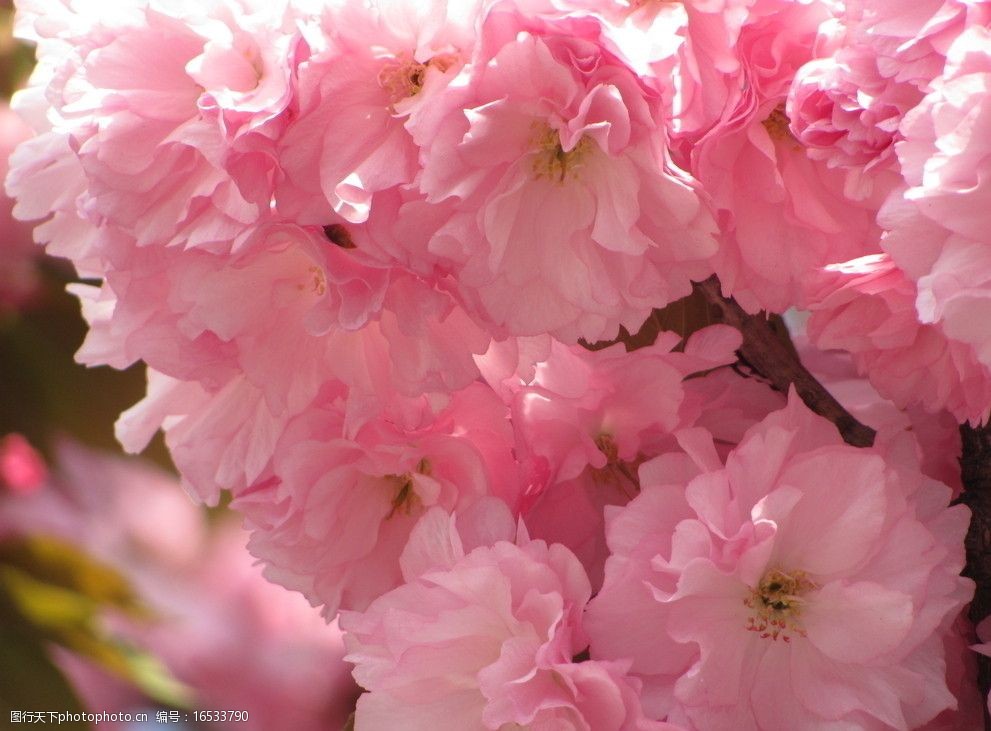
[695,276,876,448]
[961,422,991,729]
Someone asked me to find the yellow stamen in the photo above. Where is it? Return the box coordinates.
[592,434,639,499]
[309,266,326,296]
[762,104,799,146]
[531,125,594,183]
[743,568,816,642]
[385,459,432,519]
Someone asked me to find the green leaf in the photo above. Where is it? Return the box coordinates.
[0,540,194,709]
[118,649,195,710]
[0,565,96,629]
[0,536,142,614]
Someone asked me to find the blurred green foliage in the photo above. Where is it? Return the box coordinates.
[0,536,194,725]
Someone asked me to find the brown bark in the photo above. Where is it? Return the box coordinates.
[961,423,991,729]
[695,277,876,448]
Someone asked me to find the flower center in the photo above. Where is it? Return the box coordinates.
[743,568,816,642]
[531,125,594,183]
[309,266,326,296]
[594,433,620,463]
[385,458,431,519]
[296,266,327,296]
[761,104,798,145]
[592,434,639,499]
[378,53,458,104]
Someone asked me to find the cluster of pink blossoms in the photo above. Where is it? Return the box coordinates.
[4,0,991,728]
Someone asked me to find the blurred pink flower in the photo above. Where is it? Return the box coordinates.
[0,441,358,730]
[0,433,47,494]
[134,525,359,731]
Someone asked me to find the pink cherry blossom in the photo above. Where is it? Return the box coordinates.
[510,325,740,586]
[917,614,984,731]
[674,0,884,313]
[681,367,788,458]
[110,285,493,506]
[276,0,482,224]
[788,325,965,496]
[806,254,991,425]
[587,392,974,729]
[8,0,309,254]
[508,326,741,489]
[233,383,520,616]
[880,25,991,375]
[341,505,679,731]
[845,0,980,92]
[787,43,909,203]
[82,221,491,501]
[410,5,717,342]
[4,96,101,273]
[783,0,984,203]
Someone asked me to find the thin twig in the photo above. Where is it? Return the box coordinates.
[695,276,876,448]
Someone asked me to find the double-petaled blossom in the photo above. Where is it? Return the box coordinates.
[276,0,483,223]
[9,0,305,253]
[673,0,884,313]
[784,0,981,203]
[408,4,717,343]
[496,325,740,586]
[806,254,991,425]
[341,504,682,731]
[234,383,521,616]
[587,393,974,729]
[881,24,991,372]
